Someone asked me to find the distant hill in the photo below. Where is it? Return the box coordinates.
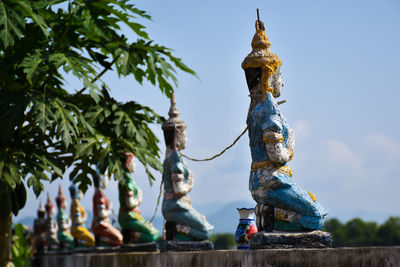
[16,216,35,228]
[207,200,255,233]
[148,200,256,234]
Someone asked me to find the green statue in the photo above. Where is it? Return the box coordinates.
[118,152,159,243]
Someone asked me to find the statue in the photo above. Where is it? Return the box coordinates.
[242,18,329,234]
[33,202,46,253]
[92,168,123,246]
[161,93,214,242]
[69,183,95,247]
[118,152,159,243]
[45,193,58,250]
[55,185,74,249]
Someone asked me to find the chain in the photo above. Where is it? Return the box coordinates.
[180,127,248,162]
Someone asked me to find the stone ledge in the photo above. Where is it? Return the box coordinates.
[41,246,400,267]
[250,230,332,249]
[161,240,213,252]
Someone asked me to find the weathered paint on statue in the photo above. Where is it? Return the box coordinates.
[92,168,123,246]
[33,202,46,253]
[243,20,328,231]
[161,93,214,241]
[118,152,159,243]
[69,183,95,247]
[45,194,58,250]
[55,185,74,248]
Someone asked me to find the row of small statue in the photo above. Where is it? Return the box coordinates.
[33,95,213,252]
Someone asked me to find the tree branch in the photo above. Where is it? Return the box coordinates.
[76,54,121,95]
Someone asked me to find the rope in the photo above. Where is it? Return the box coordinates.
[180,127,248,162]
[148,128,248,221]
[148,100,285,219]
[149,179,164,223]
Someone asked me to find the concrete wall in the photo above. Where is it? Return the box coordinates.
[43,247,400,267]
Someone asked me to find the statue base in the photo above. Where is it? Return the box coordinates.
[250,230,332,249]
[161,240,214,252]
[119,242,159,252]
[93,246,120,253]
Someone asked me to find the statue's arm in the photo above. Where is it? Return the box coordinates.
[264,129,295,164]
[66,216,72,229]
[97,195,111,219]
[79,204,87,223]
[187,171,194,193]
[72,204,84,225]
[171,172,190,196]
[125,189,141,209]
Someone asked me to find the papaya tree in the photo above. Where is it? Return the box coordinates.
[0,0,195,265]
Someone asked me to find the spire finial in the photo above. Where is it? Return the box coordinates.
[38,201,45,213]
[162,92,186,130]
[168,92,180,119]
[46,192,54,214]
[56,184,66,208]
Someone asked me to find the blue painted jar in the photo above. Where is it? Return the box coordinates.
[235,208,258,250]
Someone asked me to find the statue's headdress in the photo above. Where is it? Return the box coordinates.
[38,201,46,217]
[161,92,186,131]
[45,193,55,215]
[161,93,186,148]
[94,163,108,188]
[68,181,79,199]
[242,18,282,95]
[56,184,66,209]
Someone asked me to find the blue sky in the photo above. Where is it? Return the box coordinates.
[16,0,400,228]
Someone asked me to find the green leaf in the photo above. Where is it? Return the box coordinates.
[16,1,48,37]
[19,49,47,83]
[93,0,149,39]
[27,175,45,197]
[0,1,25,48]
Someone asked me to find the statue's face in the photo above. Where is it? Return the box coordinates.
[77,190,83,200]
[176,127,187,151]
[127,156,136,173]
[269,67,284,98]
[99,175,109,189]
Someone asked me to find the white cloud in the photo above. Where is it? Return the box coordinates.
[364,133,400,157]
[326,139,364,171]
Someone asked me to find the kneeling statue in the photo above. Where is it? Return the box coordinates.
[161,93,214,241]
[92,167,123,246]
[118,152,159,243]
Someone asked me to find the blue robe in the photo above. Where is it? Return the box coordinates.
[162,151,214,240]
[247,92,328,230]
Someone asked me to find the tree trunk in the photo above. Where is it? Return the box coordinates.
[0,213,12,267]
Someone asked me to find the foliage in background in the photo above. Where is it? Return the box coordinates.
[11,223,32,267]
[211,233,236,250]
[0,0,196,219]
[324,217,400,247]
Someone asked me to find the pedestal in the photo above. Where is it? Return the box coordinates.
[250,230,332,249]
[119,242,159,252]
[161,240,213,252]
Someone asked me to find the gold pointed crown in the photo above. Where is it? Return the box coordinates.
[162,92,187,130]
[242,19,282,95]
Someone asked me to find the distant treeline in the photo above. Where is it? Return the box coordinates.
[323,217,400,247]
[211,217,400,249]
